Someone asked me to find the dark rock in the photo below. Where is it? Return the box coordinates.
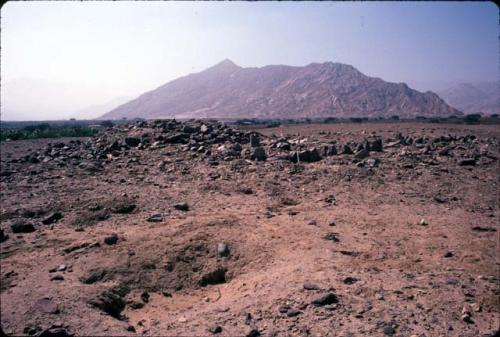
[147,214,163,222]
[246,328,261,337]
[472,226,496,232]
[80,269,109,284]
[165,261,175,272]
[322,144,337,156]
[354,148,369,160]
[290,148,322,163]
[88,284,130,318]
[42,212,63,225]
[113,203,136,214]
[287,309,301,317]
[199,267,227,286]
[365,158,380,167]
[459,158,476,166]
[343,277,358,285]
[0,229,8,242]
[104,233,118,245]
[311,293,339,306]
[127,326,136,332]
[323,232,339,242]
[174,203,189,211]
[217,242,230,257]
[11,221,35,233]
[165,133,188,144]
[141,291,150,303]
[342,144,353,154]
[303,282,320,290]
[38,327,73,337]
[370,139,383,152]
[383,325,396,336]
[324,195,336,204]
[434,195,447,203]
[251,146,267,161]
[209,325,223,334]
[50,275,64,281]
[444,251,454,258]
[124,137,140,147]
[250,134,260,147]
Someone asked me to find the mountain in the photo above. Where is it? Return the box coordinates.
[101,60,462,120]
[436,82,499,115]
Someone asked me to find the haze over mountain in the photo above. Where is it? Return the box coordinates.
[436,82,499,115]
[102,60,462,120]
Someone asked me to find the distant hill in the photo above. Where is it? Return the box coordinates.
[436,82,499,115]
[101,59,462,120]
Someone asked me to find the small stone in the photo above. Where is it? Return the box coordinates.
[104,233,118,245]
[147,214,163,222]
[286,309,301,317]
[42,212,63,225]
[461,313,474,324]
[343,277,358,285]
[50,275,64,281]
[303,282,320,290]
[383,325,396,336]
[33,298,60,314]
[217,242,230,257]
[141,291,150,303]
[209,325,223,334]
[458,158,476,166]
[174,203,189,211]
[127,326,136,332]
[11,221,35,233]
[178,316,187,323]
[375,293,384,300]
[419,219,428,226]
[251,146,267,161]
[444,251,453,258]
[246,328,261,337]
[323,232,339,242]
[311,293,339,306]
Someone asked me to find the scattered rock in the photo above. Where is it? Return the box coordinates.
[343,277,358,285]
[38,327,73,337]
[104,233,118,245]
[174,202,189,211]
[217,242,230,257]
[88,284,130,318]
[147,214,163,222]
[0,229,8,242]
[80,269,109,284]
[444,251,454,258]
[311,292,339,306]
[50,275,64,281]
[113,203,136,214]
[458,158,476,166]
[251,146,267,161]
[303,282,320,290]
[11,221,35,233]
[42,212,63,225]
[209,325,223,334]
[354,148,369,160]
[141,291,150,303]
[199,267,227,286]
[323,232,339,242]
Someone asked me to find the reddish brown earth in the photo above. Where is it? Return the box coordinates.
[1,121,499,337]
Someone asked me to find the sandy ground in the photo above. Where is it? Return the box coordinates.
[1,121,499,337]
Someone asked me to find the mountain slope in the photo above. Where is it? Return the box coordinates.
[101,60,462,119]
[436,82,499,115]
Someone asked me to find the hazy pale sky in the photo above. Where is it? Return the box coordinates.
[1,1,498,120]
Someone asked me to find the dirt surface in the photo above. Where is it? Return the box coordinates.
[1,120,499,337]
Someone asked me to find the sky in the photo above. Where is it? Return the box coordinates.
[1,1,498,120]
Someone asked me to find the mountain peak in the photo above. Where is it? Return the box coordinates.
[209,59,240,71]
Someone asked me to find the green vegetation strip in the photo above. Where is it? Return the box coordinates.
[0,124,98,141]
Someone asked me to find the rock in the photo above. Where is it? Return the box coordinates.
[113,203,136,214]
[250,134,260,147]
[461,313,474,324]
[126,326,136,332]
[290,148,322,163]
[104,233,118,245]
[323,232,339,242]
[50,275,64,281]
[80,269,109,284]
[341,144,353,154]
[88,284,130,318]
[251,146,267,161]
[343,277,358,285]
[324,195,336,204]
[42,212,63,225]
[287,309,301,317]
[124,137,140,147]
[434,195,447,203]
[199,267,227,286]
[472,226,496,232]
[370,139,383,152]
[147,214,163,222]
[322,144,337,156]
[209,325,223,334]
[365,158,380,167]
[311,293,339,306]
[354,148,369,160]
[0,229,8,242]
[246,328,261,337]
[458,158,476,166]
[444,251,454,258]
[174,202,189,211]
[33,298,60,314]
[11,221,35,233]
[141,291,150,303]
[217,242,230,257]
[38,327,73,337]
[383,325,396,336]
[419,219,428,226]
[303,282,320,290]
